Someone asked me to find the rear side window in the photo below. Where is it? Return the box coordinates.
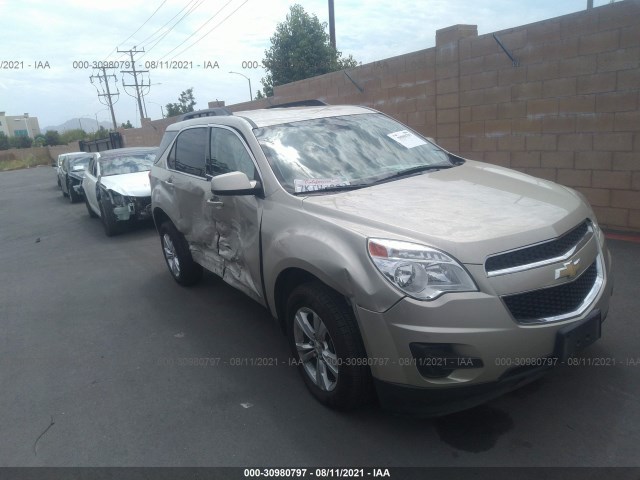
[169,128,208,177]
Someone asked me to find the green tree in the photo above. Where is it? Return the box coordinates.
[60,129,87,144]
[259,4,359,96]
[9,136,33,148]
[0,132,9,150]
[44,130,62,146]
[165,88,196,116]
[88,126,110,140]
[120,120,133,129]
[34,134,46,147]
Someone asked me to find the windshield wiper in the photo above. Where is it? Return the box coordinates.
[372,164,453,184]
[294,183,368,195]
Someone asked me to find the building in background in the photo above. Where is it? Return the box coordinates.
[0,112,41,138]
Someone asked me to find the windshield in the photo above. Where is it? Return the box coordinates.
[100,153,156,176]
[69,156,92,171]
[254,113,451,194]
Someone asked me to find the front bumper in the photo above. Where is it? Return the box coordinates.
[374,309,603,416]
[112,196,152,222]
[354,246,613,414]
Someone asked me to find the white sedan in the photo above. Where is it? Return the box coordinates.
[82,147,157,236]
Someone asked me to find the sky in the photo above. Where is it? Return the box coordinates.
[0,0,615,131]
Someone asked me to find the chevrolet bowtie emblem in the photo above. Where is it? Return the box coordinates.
[555,258,581,280]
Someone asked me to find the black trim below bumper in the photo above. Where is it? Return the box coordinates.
[375,366,549,417]
[376,310,603,417]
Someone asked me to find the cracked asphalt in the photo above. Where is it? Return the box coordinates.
[1,166,639,467]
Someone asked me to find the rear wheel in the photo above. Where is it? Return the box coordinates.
[286,282,373,410]
[159,221,202,286]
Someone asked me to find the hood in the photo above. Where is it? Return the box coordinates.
[100,171,150,197]
[301,160,591,264]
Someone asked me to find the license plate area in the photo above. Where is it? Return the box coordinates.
[554,310,602,362]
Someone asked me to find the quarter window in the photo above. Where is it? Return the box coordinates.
[171,127,208,177]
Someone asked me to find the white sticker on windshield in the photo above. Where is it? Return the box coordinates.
[387,130,427,149]
[294,178,350,193]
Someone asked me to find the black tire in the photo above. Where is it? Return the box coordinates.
[61,178,68,197]
[286,282,373,410]
[68,179,79,203]
[159,221,203,286]
[99,198,121,237]
[85,195,97,218]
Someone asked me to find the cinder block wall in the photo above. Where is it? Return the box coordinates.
[118,116,179,149]
[230,1,640,232]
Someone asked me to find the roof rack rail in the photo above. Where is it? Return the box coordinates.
[267,99,328,109]
[180,107,233,120]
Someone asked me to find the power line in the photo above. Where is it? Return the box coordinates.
[139,0,206,59]
[102,0,168,61]
[136,0,200,49]
[168,0,249,61]
[156,0,234,61]
[90,68,119,130]
[118,47,150,125]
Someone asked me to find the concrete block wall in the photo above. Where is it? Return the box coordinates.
[228,1,640,232]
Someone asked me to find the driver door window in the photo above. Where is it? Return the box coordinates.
[208,128,257,180]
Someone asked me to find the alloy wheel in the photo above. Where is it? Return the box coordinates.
[293,307,339,391]
[162,233,181,278]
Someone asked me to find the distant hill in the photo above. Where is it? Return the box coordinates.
[42,118,113,134]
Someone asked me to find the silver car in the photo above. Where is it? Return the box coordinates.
[150,105,613,415]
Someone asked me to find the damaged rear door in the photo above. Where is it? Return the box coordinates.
[203,126,264,304]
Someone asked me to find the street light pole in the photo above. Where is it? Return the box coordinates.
[229,71,252,101]
[146,101,165,118]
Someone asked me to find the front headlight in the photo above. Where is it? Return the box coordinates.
[368,238,478,300]
[109,190,126,206]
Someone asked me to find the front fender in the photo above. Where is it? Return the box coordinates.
[262,208,403,316]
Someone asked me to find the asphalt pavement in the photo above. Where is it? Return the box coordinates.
[1,166,639,467]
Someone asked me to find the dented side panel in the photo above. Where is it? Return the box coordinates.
[165,169,264,304]
[205,195,263,303]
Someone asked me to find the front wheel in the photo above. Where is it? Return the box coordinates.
[286,282,373,410]
[99,199,121,237]
[68,179,80,203]
[159,221,203,286]
[85,195,97,218]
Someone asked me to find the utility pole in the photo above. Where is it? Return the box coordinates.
[118,47,150,126]
[328,0,336,50]
[90,67,119,130]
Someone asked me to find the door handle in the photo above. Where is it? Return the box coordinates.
[206,198,224,208]
[164,177,173,184]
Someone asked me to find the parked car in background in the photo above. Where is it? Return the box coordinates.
[54,152,83,188]
[58,152,95,203]
[83,147,157,236]
[150,105,613,416]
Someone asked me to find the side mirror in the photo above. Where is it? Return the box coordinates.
[211,171,262,196]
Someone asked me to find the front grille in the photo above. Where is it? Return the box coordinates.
[502,260,598,322]
[486,221,589,273]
